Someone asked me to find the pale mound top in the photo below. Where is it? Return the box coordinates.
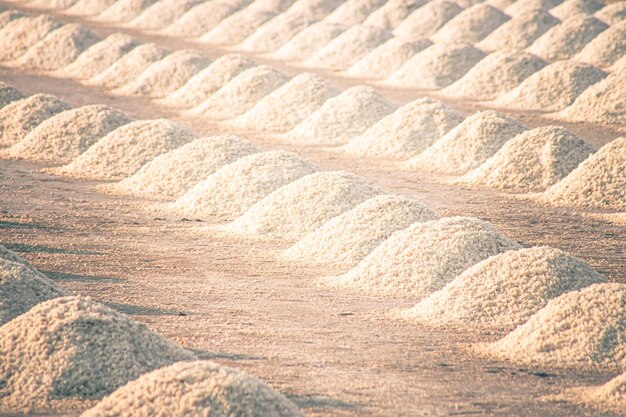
[550,0,603,21]
[96,0,161,23]
[0,81,24,109]
[505,0,563,16]
[574,20,626,68]
[129,0,205,30]
[477,8,559,51]
[363,0,427,30]
[393,0,464,39]
[162,1,249,38]
[324,0,387,27]
[270,21,345,61]
[594,1,626,25]
[0,14,63,62]
[431,3,511,44]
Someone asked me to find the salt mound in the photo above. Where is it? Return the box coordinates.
[386,43,486,89]
[199,4,280,45]
[460,126,596,192]
[129,0,204,30]
[0,94,71,147]
[341,98,464,159]
[29,0,80,8]
[0,258,69,326]
[85,43,169,89]
[223,171,383,239]
[442,50,546,101]
[494,60,607,111]
[2,105,133,164]
[480,283,626,370]
[65,0,117,16]
[345,38,432,79]
[0,81,23,110]
[505,0,563,16]
[284,195,439,266]
[0,296,195,410]
[408,110,527,175]
[324,0,387,26]
[159,54,255,109]
[363,0,426,30]
[285,86,396,145]
[163,1,247,38]
[403,246,606,329]
[326,217,521,297]
[595,1,626,25]
[565,372,626,415]
[527,14,609,61]
[114,50,209,98]
[303,24,392,71]
[188,66,288,120]
[0,244,30,267]
[393,1,463,39]
[550,0,603,21]
[229,73,338,132]
[54,119,196,180]
[170,151,317,221]
[0,14,63,61]
[59,34,138,80]
[574,20,626,68]
[96,0,160,22]
[0,10,26,30]
[81,360,303,417]
[431,3,510,43]
[270,21,345,61]
[108,135,258,198]
[542,137,626,211]
[477,8,559,51]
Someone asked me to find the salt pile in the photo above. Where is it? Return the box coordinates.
[229,73,338,132]
[550,0,603,21]
[324,0,387,26]
[345,38,432,79]
[341,98,464,159]
[493,61,607,112]
[0,244,30,267]
[393,0,463,39]
[81,360,303,417]
[114,50,209,98]
[386,43,486,89]
[188,66,288,120]
[574,20,626,68]
[326,217,521,297]
[480,283,626,370]
[459,126,596,192]
[128,0,204,30]
[29,0,80,8]
[284,195,439,266]
[431,3,510,43]
[2,105,133,164]
[442,50,546,101]
[0,14,63,61]
[285,86,396,145]
[363,0,426,30]
[163,1,248,38]
[65,0,117,16]
[222,171,383,240]
[54,119,196,180]
[594,1,626,25]
[408,111,527,175]
[270,21,345,61]
[542,137,626,211]
[527,14,609,61]
[0,94,71,147]
[477,9,559,51]
[0,81,23,110]
[159,54,254,109]
[59,33,138,80]
[564,372,626,415]
[108,135,258,198]
[96,0,160,22]
[170,151,318,221]
[0,10,26,30]
[505,0,563,16]
[0,296,195,410]
[402,246,606,329]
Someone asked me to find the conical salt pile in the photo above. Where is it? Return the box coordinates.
[96,0,160,22]
[562,372,626,415]
[324,0,387,26]
[0,11,26,30]
[0,244,31,267]
[363,0,427,30]
[550,0,603,21]
[431,3,510,43]
[477,9,559,51]
[0,14,63,61]
[0,81,23,110]
[345,38,432,79]
[65,0,117,16]
[163,0,248,38]
[128,0,204,30]
[574,20,626,68]
[505,0,563,16]
[393,0,463,39]
[270,21,345,61]
[594,1,626,25]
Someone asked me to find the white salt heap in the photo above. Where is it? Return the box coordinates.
[550,0,603,21]
[345,38,432,79]
[527,14,609,61]
[163,0,248,38]
[0,94,71,147]
[54,119,196,180]
[0,81,23,109]
[477,9,559,51]
[160,54,255,109]
[188,66,288,119]
[0,244,31,267]
[402,246,606,330]
[393,0,464,39]
[494,61,607,112]
[594,1,626,25]
[431,3,510,43]
[564,372,626,415]
[0,11,26,29]
[285,86,396,146]
[409,111,527,175]
[65,0,117,16]
[459,126,595,192]
[480,283,626,370]
[2,105,133,164]
[222,171,383,240]
[284,195,439,267]
[442,50,546,101]
[229,73,338,132]
[0,15,63,61]
[81,360,303,417]
[341,98,464,159]
[96,0,160,22]
[324,0,386,26]
[363,0,426,30]
[387,43,486,89]
[129,0,204,30]
[505,0,563,16]
[170,150,318,221]
[326,217,521,297]
[542,137,626,211]
[0,296,195,410]
[271,22,345,61]
[108,135,258,198]
[574,20,626,68]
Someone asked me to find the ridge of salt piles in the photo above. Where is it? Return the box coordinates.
[1,105,133,164]
[169,150,318,221]
[128,0,204,30]
[0,15,63,61]
[66,0,118,16]
[108,135,259,198]
[393,0,463,40]
[270,21,346,61]
[478,283,626,370]
[53,119,196,180]
[285,85,395,145]
[363,0,426,30]
[0,81,23,109]
[477,8,559,51]
[222,171,383,240]
[162,0,250,38]
[95,0,161,23]
[340,98,463,159]
[0,94,71,147]
[284,195,439,267]
[322,0,387,27]
[563,372,626,415]
[594,1,626,25]
[459,126,596,192]
[431,3,510,44]
[550,0,604,21]
[81,360,303,417]
[408,110,527,175]
[324,216,521,297]
[504,0,563,16]
[0,296,195,411]
[574,20,626,68]
[401,246,606,330]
